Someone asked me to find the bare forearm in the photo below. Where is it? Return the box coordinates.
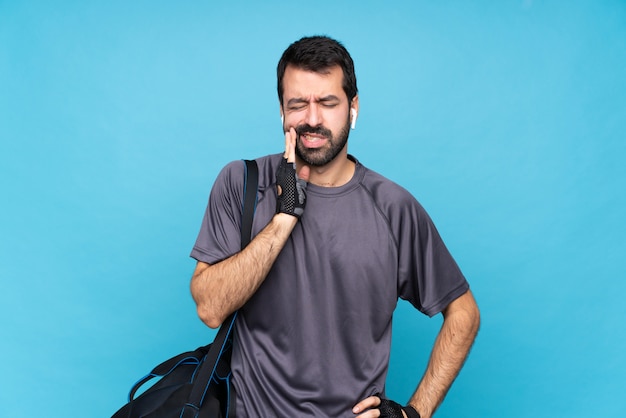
[409,290,480,418]
[190,213,297,328]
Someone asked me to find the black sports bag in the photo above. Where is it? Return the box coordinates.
[112,159,258,418]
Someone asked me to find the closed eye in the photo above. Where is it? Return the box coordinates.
[287,98,308,111]
[318,95,340,107]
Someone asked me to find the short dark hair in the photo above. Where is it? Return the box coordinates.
[277,36,358,105]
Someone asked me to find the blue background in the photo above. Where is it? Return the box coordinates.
[1,1,625,417]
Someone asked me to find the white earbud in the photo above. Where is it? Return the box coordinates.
[281,114,284,125]
[350,109,357,130]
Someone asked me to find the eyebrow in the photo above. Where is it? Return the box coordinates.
[286,95,341,106]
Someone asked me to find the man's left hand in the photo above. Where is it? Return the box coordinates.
[352,395,413,418]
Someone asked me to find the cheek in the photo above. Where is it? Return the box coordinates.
[327,110,350,130]
[284,112,304,127]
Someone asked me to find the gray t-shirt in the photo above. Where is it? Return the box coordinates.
[191,154,469,417]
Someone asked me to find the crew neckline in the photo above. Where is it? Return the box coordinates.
[306,155,364,197]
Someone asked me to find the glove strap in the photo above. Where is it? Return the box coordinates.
[402,405,421,418]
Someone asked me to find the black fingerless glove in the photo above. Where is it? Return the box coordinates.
[275,158,307,218]
[378,397,421,418]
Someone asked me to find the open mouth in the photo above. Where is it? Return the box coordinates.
[296,125,332,149]
[299,133,327,148]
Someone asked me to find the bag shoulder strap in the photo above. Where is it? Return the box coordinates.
[240,159,258,248]
[185,159,258,411]
[207,158,258,342]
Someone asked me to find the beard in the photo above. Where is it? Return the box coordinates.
[294,117,351,167]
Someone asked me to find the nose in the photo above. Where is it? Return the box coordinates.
[304,103,321,127]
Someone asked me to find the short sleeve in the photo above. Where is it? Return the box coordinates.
[396,199,469,317]
[190,160,246,264]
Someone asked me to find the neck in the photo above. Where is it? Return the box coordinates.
[298,149,355,187]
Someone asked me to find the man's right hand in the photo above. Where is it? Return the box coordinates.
[276,128,309,218]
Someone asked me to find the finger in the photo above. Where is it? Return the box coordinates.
[285,127,297,163]
[354,410,380,418]
[352,396,381,415]
[283,129,291,159]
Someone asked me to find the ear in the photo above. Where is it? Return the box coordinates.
[350,95,360,114]
[350,95,359,130]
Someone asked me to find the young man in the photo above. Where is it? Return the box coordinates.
[190,36,480,418]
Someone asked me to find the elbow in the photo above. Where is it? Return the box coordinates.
[196,304,223,329]
[465,295,481,340]
[470,304,481,336]
[462,292,481,335]
[190,271,223,329]
[191,287,223,329]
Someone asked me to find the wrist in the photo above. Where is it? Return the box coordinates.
[402,405,421,418]
[273,212,299,228]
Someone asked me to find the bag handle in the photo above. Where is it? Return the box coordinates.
[182,159,258,416]
[127,350,204,402]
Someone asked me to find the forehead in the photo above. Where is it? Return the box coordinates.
[282,65,346,101]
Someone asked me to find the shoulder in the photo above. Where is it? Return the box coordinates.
[216,154,281,187]
[354,162,439,243]
[254,153,282,176]
[216,159,245,183]
[358,162,424,212]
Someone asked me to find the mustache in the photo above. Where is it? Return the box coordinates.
[295,124,332,138]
